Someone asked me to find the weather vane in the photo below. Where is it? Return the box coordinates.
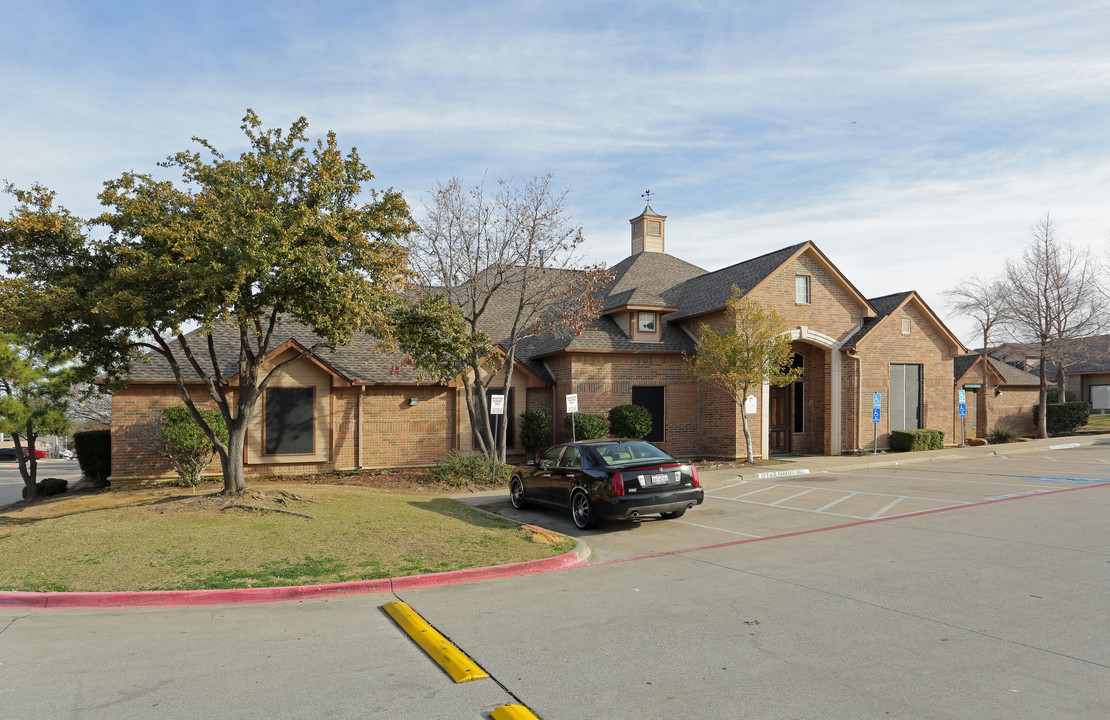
[641,189,654,205]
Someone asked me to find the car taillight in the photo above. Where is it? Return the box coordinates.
[690,464,700,488]
[610,470,625,496]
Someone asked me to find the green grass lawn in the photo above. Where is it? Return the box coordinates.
[1080,413,1110,431]
[0,482,573,593]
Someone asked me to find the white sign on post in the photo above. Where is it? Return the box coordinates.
[959,389,966,403]
[566,393,579,414]
[490,394,505,415]
[873,392,882,409]
[744,394,758,414]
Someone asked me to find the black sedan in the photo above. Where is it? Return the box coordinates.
[510,439,704,530]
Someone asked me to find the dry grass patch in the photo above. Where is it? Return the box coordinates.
[0,482,573,592]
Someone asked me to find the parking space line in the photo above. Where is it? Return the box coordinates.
[817,493,857,512]
[674,520,763,538]
[732,485,779,498]
[870,497,905,519]
[830,470,1060,489]
[770,489,815,505]
[714,495,867,519]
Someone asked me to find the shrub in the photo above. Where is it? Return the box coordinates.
[1031,401,1091,434]
[426,451,513,487]
[22,477,68,499]
[519,410,553,460]
[1045,387,1078,403]
[564,413,608,440]
[986,424,1019,444]
[159,405,228,487]
[607,404,653,439]
[890,429,945,452]
[74,429,111,487]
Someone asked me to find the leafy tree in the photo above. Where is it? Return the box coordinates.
[0,111,416,495]
[0,333,78,500]
[403,174,613,462]
[136,405,229,488]
[607,404,653,439]
[684,286,802,463]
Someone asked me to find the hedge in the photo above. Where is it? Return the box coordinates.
[607,404,653,439]
[564,413,609,440]
[22,477,68,499]
[890,429,945,452]
[1031,402,1090,434]
[74,429,111,486]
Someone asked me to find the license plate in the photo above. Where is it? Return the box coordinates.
[650,473,671,485]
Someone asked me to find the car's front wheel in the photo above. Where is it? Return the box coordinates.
[660,508,686,520]
[509,477,529,509]
[570,490,599,530]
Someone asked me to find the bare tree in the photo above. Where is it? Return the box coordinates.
[944,275,1011,435]
[404,174,612,462]
[1004,213,1103,437]
[68,383,112,430]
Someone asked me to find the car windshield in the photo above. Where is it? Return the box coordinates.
[594,442,673,466]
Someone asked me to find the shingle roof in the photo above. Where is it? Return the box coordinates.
[954,354,1041,385]
[666,243,807,321]
[841,291,913,349]
[126,317,427,385]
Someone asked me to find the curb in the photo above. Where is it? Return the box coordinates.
[0,541,588,610]
[733,435,1110,481]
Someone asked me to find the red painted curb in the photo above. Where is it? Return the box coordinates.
[0,549,584,610]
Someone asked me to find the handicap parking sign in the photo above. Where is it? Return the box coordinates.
[958,403,967,418]
[872,408,881,423]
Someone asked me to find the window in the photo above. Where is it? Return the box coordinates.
[632,221,643,238]
[559,446,582,468]
[264,387,315,455]
[791,353,804,433]
[631,386,665,442]
[889,364,922,431]
[902,318,911,335]
[637,311,657,333]
[648,220,661,235]
[1091,385,1110,414]
[795,276,811,304]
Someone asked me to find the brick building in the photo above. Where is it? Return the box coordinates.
[110,206,968,481]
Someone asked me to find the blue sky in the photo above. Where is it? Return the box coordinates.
[3,1,1109,342]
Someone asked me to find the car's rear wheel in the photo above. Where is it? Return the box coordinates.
[509,477,529,509]
[660,508,686,520]
[570,490,598,530]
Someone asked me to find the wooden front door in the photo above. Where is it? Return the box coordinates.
[769,385,791,454]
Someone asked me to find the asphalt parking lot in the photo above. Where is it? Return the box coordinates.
[0,460,83,507]
[462,439,1110,562]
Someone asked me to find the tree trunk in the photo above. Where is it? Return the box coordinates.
[739,395,754,463]
[221,421,248,494]
[1037,345,1048,438]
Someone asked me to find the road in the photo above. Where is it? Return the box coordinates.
[0,459,84,507]
[1,445,1108,719]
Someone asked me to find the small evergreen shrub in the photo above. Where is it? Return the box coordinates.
[890,429,945,452]
[564,413,608,440]
[986,424,1019,444]
[426,450,513,487]
[607,404,653,439]
[519,410,553,460]
[22,477,68,499]
[1031,401,1091,434]
[74,429,111,486]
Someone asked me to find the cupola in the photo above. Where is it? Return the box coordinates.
[629,205,666,254]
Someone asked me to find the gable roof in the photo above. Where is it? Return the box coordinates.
[842,290,965,353]
[954,354,1041,386]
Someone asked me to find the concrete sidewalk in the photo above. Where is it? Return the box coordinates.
[696,433,1110,489]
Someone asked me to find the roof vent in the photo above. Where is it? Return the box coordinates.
[629,205,665,254]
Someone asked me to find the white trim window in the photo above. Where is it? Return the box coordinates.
[795,276,811,304]
[902,318,911,335]
[637,311,657,332]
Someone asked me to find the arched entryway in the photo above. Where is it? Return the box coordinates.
[768,340,828,455]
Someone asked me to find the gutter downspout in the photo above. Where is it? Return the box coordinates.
[833,320,864,456]
[357,386,365,469]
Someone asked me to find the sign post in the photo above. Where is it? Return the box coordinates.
[490,394,505,483]
[958,390,967,447]
[566,393,579,441]
[872,393,881,454]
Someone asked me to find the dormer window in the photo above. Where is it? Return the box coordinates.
[638,311,657,332]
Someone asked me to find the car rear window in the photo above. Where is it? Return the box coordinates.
[594,442,673,466]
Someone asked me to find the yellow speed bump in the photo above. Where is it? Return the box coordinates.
[490,704,542,720]
[382,600,490,683]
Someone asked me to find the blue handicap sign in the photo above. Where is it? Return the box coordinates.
[958,403,967,418]
[872,408,881,423]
